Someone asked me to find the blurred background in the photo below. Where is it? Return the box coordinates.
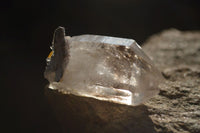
[1,0,200,132]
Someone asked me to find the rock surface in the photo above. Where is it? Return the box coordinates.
[45,88,156,133]
[143,29,200,133]
[45,29,200,133]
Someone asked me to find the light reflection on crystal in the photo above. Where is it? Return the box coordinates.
[45,31,163,106]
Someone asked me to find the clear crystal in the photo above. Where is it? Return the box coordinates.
[45,27,163,106]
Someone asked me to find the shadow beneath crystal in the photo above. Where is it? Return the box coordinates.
[45,86,156,133]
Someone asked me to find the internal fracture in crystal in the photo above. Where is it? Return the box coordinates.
[44,27,163,106]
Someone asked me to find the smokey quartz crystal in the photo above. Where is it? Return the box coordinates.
[44,27,163,106]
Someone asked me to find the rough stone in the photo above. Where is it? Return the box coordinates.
[143,29,200,133]
[45,87,156,133]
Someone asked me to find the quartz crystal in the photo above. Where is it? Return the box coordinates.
[44,27,163,106]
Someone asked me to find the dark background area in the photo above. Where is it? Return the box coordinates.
[1,0,200,132]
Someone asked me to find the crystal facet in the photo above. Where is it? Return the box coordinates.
[44,27,163,106]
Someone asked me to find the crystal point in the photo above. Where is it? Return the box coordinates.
[45,27,163,106]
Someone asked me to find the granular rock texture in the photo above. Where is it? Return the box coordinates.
[46,88,156,133]
[143,29,200,133]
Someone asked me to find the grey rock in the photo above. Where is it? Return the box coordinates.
[143,29,200,133]
[45,87,156,133]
